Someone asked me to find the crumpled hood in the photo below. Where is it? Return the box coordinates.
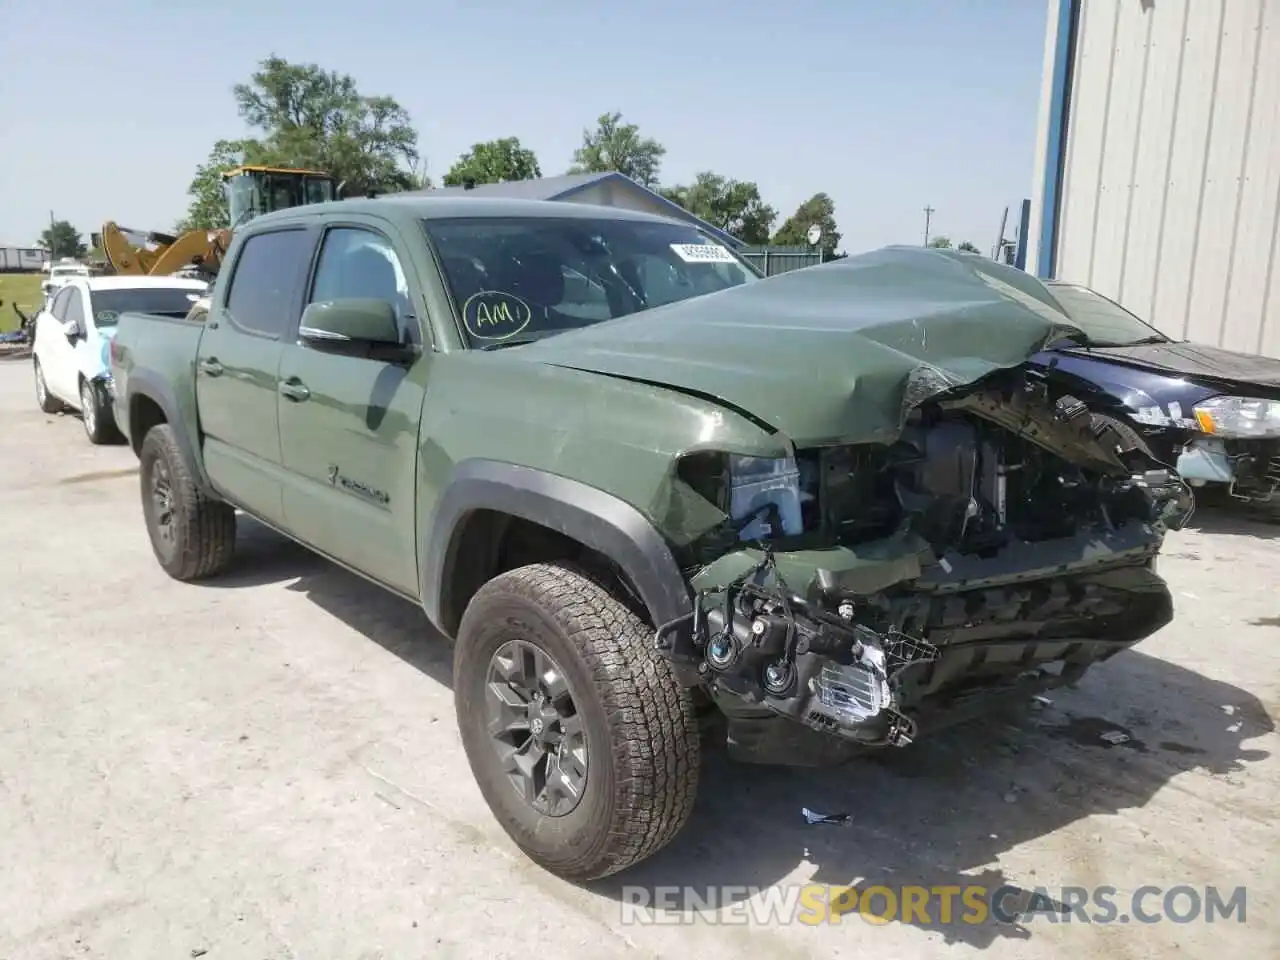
[1062,340,1280,392]
[514,246,1087,446]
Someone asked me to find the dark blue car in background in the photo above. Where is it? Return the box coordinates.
[1035,282,1280,515]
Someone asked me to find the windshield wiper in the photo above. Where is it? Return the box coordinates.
[480,336,542,351]
[1087,335,1170,348]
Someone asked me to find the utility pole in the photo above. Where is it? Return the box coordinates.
[923,205,935,246]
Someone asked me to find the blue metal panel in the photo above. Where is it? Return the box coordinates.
[1036,0,1083,279]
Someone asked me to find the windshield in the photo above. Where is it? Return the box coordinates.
[91,287,205,325]
[422,216,761,347]
[1047,283,1170,346]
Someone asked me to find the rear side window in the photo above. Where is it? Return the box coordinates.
[224,229,311,338]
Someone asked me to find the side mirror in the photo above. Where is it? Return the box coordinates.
[298,298,414,362]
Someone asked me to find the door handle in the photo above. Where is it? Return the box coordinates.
[278,378,311,402]
[199,358,223,377]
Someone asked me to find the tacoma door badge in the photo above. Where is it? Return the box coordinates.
[325,464,390,506]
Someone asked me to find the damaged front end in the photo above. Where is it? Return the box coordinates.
[657,366,1193,764]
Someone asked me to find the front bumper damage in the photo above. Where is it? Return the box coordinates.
[660,531,1173,764]
[650,372,1194,765]
[1177,435,1280,502]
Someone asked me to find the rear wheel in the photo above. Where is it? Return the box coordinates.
[139,424,236,580]
[454,561,701,881]
[34,358,62,413]
[79,378,121,445]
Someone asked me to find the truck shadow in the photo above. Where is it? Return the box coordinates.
[597,652,1273,947]
[215,518,1274,948]
[1181,499,1280,541]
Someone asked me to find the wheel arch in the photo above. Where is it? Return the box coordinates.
[421,459,694,639]
[125,370,213,493]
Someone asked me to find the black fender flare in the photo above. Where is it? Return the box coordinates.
[124,369,214,493]
[421,459,694,638]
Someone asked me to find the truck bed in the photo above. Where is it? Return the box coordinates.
[109,310,207,450]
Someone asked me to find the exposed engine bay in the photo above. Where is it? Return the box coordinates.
[665,372,1193,758]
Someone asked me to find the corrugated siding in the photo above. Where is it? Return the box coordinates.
[1055,0,1280,357]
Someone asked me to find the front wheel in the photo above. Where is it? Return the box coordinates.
[454,561,701,881]
[139,424,236,580]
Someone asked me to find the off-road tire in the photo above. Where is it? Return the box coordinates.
[80,377,122,445]
[34,358,62,413]
[139,424,236,580]
[454,561,701,881]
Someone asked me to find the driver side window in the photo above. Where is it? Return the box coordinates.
[63,289,86,333]
[309,227,418,344]
[49,287,73,321]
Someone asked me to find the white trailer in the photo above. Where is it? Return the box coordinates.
[0,246,50,273]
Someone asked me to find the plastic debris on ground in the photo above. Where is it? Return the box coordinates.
[1100,730,1131,745]
[802,807,852,826]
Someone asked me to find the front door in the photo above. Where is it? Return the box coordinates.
[277,220,427,595]
[37,286,78,404]
[196,226,315,527]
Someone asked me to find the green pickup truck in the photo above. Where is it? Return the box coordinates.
[109,195,1192,880]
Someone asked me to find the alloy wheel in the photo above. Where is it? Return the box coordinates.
[81,382,96,437]
[148,456,176,556]
[484,638,588,817]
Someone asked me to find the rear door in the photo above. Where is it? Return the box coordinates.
[196,226,316,527]
[276,218,428,595]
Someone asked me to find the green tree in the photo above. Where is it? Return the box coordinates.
[179,57,423,229]
[444,137,541,187]
[234,56,421,197]
[957,240,981,254]
[772,193,842,253]
[928,236,953,249]
[569,112,666,187]
[38,220,87,259]
[661,172,777,245]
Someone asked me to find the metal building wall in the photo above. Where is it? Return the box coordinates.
[1034,0,1280,357]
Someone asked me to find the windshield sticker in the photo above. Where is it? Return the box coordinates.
[670,243,738,264]
[95,310,118,324]
[462,291,532,340]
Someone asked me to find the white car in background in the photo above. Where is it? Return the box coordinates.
[40,259,94,301]
[33,276,209,443]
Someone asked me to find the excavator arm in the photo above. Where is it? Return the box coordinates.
[101,221,228,279]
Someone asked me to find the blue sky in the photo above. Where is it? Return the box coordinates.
[0,0,1048,255]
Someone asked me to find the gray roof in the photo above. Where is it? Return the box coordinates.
[391,171,744,248]
[397,172,613,201]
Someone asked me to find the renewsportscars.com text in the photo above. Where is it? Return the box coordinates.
[618,884,1248,926]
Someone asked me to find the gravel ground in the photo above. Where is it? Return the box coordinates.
[0,357,1275,959]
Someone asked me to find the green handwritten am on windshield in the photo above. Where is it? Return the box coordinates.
[463,291,531,340]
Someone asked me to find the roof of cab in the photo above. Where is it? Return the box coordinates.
[249,194,684,229]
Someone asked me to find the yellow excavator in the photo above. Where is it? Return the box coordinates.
[100,165,339,280]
